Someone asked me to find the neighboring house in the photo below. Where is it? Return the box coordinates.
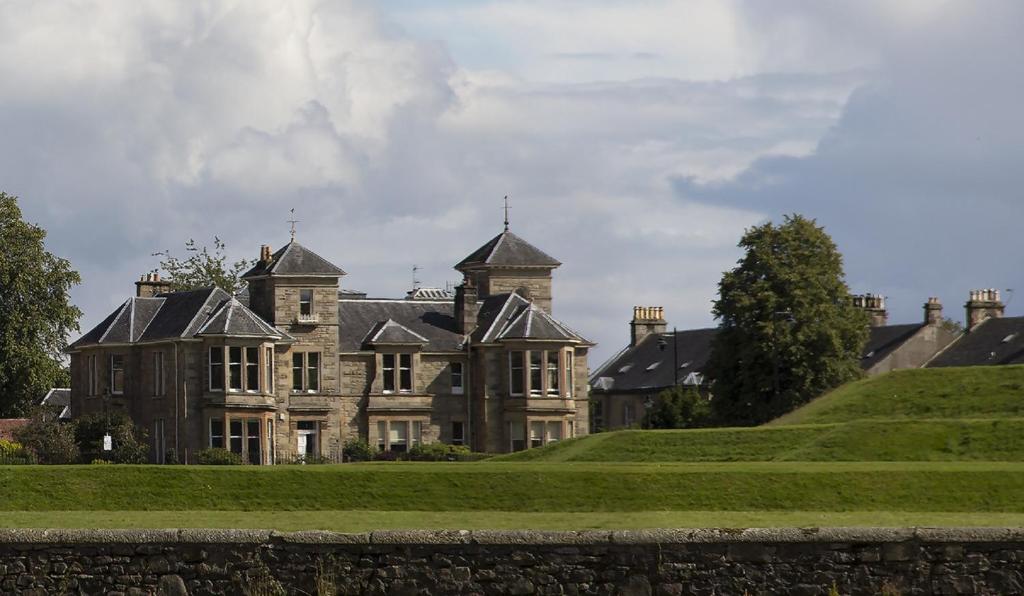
[68,227,591,463]
[589,295,960,432]
[39,388,72,421]
[927,290,1024,367]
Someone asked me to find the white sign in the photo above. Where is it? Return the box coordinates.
[102,434,112,451]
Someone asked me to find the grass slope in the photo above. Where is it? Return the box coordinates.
[5,462,1024,513]
[771,365,1024,425]
[502,365,1024,463]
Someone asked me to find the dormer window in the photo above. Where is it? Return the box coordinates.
[299,289,314,322]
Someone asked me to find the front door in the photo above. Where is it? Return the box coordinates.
[296,433,307,458]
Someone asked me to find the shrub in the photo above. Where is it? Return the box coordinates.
[90,458,112,465]
[15,407,79,464]
[342,439,375,462]
[0,439,33,464]
[197,448,243,465]
[407,442,473,462]
[642,386,712,430]
[373,449,400,462]
[75,412,148,464]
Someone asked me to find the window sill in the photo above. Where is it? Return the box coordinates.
[452,388,464,395]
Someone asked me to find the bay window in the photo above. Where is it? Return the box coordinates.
[546,351,560,396]
[565,350,574,397]
[209,418,224,449]
[245,347,260,393]
[229,420,243,454]
[209,345,270,393]
[399,354,412,393]
[228,347,243,391]
[529,352,542,396]
[265,347,274,393]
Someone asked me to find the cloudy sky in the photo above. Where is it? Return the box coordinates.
[5,0,1022,365]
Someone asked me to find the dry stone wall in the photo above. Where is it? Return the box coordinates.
[2,528,1024,595]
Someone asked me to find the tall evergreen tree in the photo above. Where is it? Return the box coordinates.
[706,214,868,425]
[0,193,82,416]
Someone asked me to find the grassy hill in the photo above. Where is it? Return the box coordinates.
[499,365,1024,463]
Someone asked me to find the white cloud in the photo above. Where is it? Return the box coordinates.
[9,0,1004,365]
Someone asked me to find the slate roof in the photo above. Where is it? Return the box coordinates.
[39,388,71,420]
[69,287,287,349]
[590,323,930,394]
[927,316,1024,367]
[364,319,430,345]
[339,299,462,352]
[471,293,589,344]
[196,298,291,339]
[455,230,561,271]
[242,241,346,278]
[860,323,925,370]
[589,328,718,394]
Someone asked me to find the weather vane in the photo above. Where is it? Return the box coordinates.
[503,195,510,232]
[288,208,300,241]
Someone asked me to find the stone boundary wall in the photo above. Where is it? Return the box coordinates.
[2,527,1024,594]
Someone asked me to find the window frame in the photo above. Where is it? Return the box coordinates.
[245,347,260,393]
[110,354,125,395]
[509,351,525,396]
[529,351,543,396]
[87,354,98,396]
[209,418,225,449]
[290,351,322,394]
[299,288,314,320]
[546,351,560,396]
[451,421,465,446]
[209,347,225,392]
[382,354,396,393]
[564,350,574,398]
[227,346,243,392]
[398,353,412,393]
[450,362,464,395]
[152,351,165,397]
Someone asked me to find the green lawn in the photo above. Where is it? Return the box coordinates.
[5,462,1024,513]
[6,510,1024,531]
[4,366,1024,531]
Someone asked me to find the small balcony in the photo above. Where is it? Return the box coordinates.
[293,313,319,325]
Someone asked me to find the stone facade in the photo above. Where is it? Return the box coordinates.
[2,528,1024,595]
[69,231,591,462]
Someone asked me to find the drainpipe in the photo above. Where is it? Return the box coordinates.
[465,334,472,451]
[173,342,180,464]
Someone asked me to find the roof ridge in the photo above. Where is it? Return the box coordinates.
[134,296,166,340]
[181,288,222,338]
[98,300,131,344]
[488,231,508,263]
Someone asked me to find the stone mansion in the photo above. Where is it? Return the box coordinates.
[68,228,592,463]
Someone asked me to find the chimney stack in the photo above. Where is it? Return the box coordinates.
[454,277,480,334]
[851,293,888,327]
[924,297,943,326]
[965,288,1005,331]
[630,306,667,347]
[135,272,172,298]
[259,244,273,265]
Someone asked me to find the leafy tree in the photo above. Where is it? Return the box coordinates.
[706,214,869,426]
[154,237,252,294]
[0,193,82,416]
[642,385,712,429]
